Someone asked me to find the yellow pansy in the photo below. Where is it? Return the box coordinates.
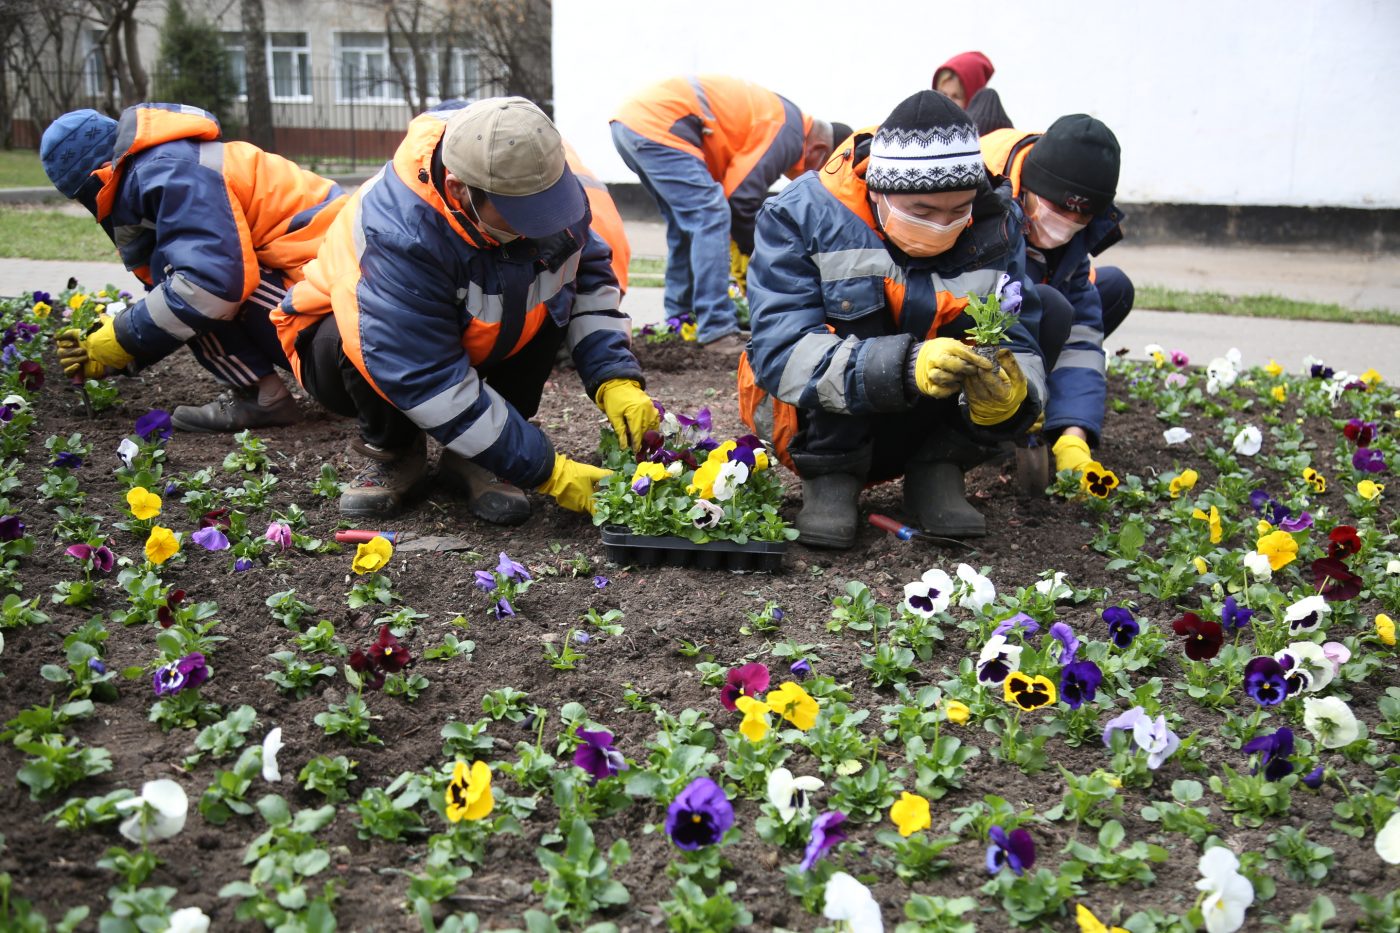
[1358,480,1385,501]
[32,301,51,319]
[766,680,818,731]
[631,462,669,488]
[1377,613,1396,647]
[679,322,697,342]
[1302,468,1325,494]
[1168,469,1198,498]
[1080,462,1119,499]
[943,699,971,724]
[687,459,721,499]
[67,293,87,310]
[1076,903,1129,933]
[707,441,737,464]
[1257,530,1298,570]
[444,760,494,822]
[1256,519,1273,535]
[1360,368,1382,387]
[1192,556,1209,574]
[1191,505,1222,543]
[1003,672,1057,711]
[144,526,178,564]
[351,535,394,574]
[753,449,770,472]
[125,486,162,520]
[1270,385,1287,402]
[734,694,770,742]
[889,791,932,837]
[1264,359,1283,377]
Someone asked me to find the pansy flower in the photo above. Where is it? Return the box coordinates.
[191,526,229,552]
[1059,660,1103,710]
[152,653,209,696]
[1242,657,1288,706]
[1255,530,1298,570]
[1310,557,1363,601]
[157,589,186,629]
[493,598,515,619]
[1048,621,1079,664]
[472,570,496,591]
[1103,606,1139,648]
[976,635,1022,685]
[1169,469,1198,497]
[1284,594,1330,634]
[0,515,25,541]
[264,522,292,550]
[903,568,953,617]
[1076,904,1130,933]
[766,680,818,730]
[1302,696,1360,749]
[986,826,1035,876]
[444,760,494,821]
[1233,425,1262,456]
[719,662,769,711]
[17,361,44,390]
[1080,462,1119,498]
[351,536,393,574]
[800,811,847,870]
[1327,525,1361,560]
[790,658,812,680]
[734,695,770,742]
[1353,448,1387,473]
[1343,418,1377,446]
[1002,672,1057,711]
[126,487,162,520]
[145,526,179,564]
[51,451,83,469]
[134,409,173,442]
[767,767,822,824]
[1376,613,1396,646]
[573,727,627,782]
[495,552,530,582]
[955,563,995,613]
[665,777,733,850]
[1221,595,1254,631]
[1192,505,1222,543]
[1302,468,1325,493]
[1301,764,1326,789]
[1172,612,1224,660]
[1277,641,1334,693]
[889,792,931,837]
[66,543,115,574]
[1309,362,1334,379]
[1103,706,1180,769]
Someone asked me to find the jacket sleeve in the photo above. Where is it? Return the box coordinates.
[352,231,556,489]
[723,124,805,256]
[567,225,643,397]
[747,196,917,416]
[111,157,257,365]
[1041,256,1106,442]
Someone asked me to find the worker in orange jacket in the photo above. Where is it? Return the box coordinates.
[611,75,846,352]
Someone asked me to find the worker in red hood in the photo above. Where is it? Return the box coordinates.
[932,52,995,109]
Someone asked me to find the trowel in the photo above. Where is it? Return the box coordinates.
[333,529,476,553]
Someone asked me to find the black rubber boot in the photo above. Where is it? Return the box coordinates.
[902,432,998,538]
[790,447,871,550]
[438,451,532,526]
[340,435,428,518]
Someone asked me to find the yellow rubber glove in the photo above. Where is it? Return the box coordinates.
[56,316,132,378]
[913,338,995,398]
[594,378,661,451]
[729,240,749,294]
[1052,434,1094,474]
[964,348,1029,425]
[537,454,613,514]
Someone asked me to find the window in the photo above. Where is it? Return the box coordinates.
[222,31,311,102]
[82,29,107,99]
[336,33,396,102]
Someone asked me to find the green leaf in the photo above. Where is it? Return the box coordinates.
[256,793,291,827]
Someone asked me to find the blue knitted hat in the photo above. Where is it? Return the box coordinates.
[40,109,118,198]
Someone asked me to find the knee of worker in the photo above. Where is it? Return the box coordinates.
[1034,283,1075,369]
[1094,266,1135,337]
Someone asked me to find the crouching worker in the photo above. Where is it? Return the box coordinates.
[982,115,1132,478]
[41,104,345,431]
[273,98,658,522]
[741,91,1046,549]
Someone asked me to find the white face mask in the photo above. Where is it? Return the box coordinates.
[1026,193,1088,249]
[456,187,520,243]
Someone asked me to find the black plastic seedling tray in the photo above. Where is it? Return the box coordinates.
[600,525,786,572]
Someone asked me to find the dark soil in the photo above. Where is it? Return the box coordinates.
[0,345,1394,931]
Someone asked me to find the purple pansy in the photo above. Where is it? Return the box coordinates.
[1242,727,1295,781]
[152,653,210,696]
[191,526,230,551]
[664,777,734,850]
[0,515,25,540]
[493,598,515,619]
[720,662,770,711]
[991,612,1040,638]
[790,658,812,680]
[496,552,530,582]
[65,543,115,574]
[800,811,847,870]
[1353,448,1387,474]
[134,409,173,442]
[234,557,253,572]
[1049,621,1079,664]
[592,575,609,589]
[51,452,83,469]
[1059,660,1103,710]
[1103,606,1139,648]
[1301,764,1326,789]
[1243,656,1289,706]
[986,825,1036,875]
[1221,595,1255,631]
[573,726,627,782]
[473,570,496,592]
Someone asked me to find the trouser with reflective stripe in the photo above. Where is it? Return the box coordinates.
[184,275,292,388]
[790,397,991,485]
[610,122,738,343]
[1035,266,1134,369]
[297,313,566,453]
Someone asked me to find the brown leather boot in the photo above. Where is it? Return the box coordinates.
[438,451,532,525]
[339,436,428,518]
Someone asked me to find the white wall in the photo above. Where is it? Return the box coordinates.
[554,0,1400,208]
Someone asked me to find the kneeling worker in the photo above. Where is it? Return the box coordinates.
[742,90,1046,548]
[41,103,345,431]
[274,98,658,522]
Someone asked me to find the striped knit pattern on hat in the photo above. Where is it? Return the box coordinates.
[866,90,984,193]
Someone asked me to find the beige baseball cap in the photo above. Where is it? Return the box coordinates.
[442,97,585,237]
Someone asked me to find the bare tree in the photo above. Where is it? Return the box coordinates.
[240,0,273,148]
[467,0,551,112]
[85,0,149,109]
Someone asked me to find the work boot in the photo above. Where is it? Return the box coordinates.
[340,435,428,518]
[790,446,871,549]
[438,451,532,525]
[700,333,747,356]
[902,461,986,537]
[171,391,300,433]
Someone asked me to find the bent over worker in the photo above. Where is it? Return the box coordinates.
[40,104,345,431]
[611,75,841,351]
[741,90,1046,549]
[273,98,658,523]
[982,115,1132,479]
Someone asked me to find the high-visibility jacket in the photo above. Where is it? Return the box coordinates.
[80,103,345,366]
[612,75,811,253]
[274,103,640,489]
[564,140,630,293]
[983,128,1124,441]
[741,128,1045,464]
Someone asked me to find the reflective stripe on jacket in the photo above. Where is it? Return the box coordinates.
[88,103,345,366]
[746,129,1044,439]
[982,128,1124,441]
[275,103,641,489]
[612,74,810,253]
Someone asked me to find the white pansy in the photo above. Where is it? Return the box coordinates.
[1033,571,1072,600]
[766,767,822,824]
[1376,811,1400,864]
[1143,343,1164,357]
[2,394,26,411]
[903,568,953,617]
[665,461,684,477]
[1280,641,1333,692]
[117,437,140,469]
[1242,551,1273,580]
[711,460,750,501]
[116,778,188,843]
[1284,594,1331,634]
[1387,559,1400,575]
[1225,348,1243,368]
[822,871,884,932]
[1232,425,1262,456]
[1206,357,1238,394]
[167,906,211,933]
[1163,427,1192,445]
[955,563,995,613]
[261,727,284,783]
[1303,696,1360,749]
[1195,847,1254,933]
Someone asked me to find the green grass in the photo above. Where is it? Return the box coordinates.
[1137,284,1400,325]
[0,149,51,188]
[0,207,119,261]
